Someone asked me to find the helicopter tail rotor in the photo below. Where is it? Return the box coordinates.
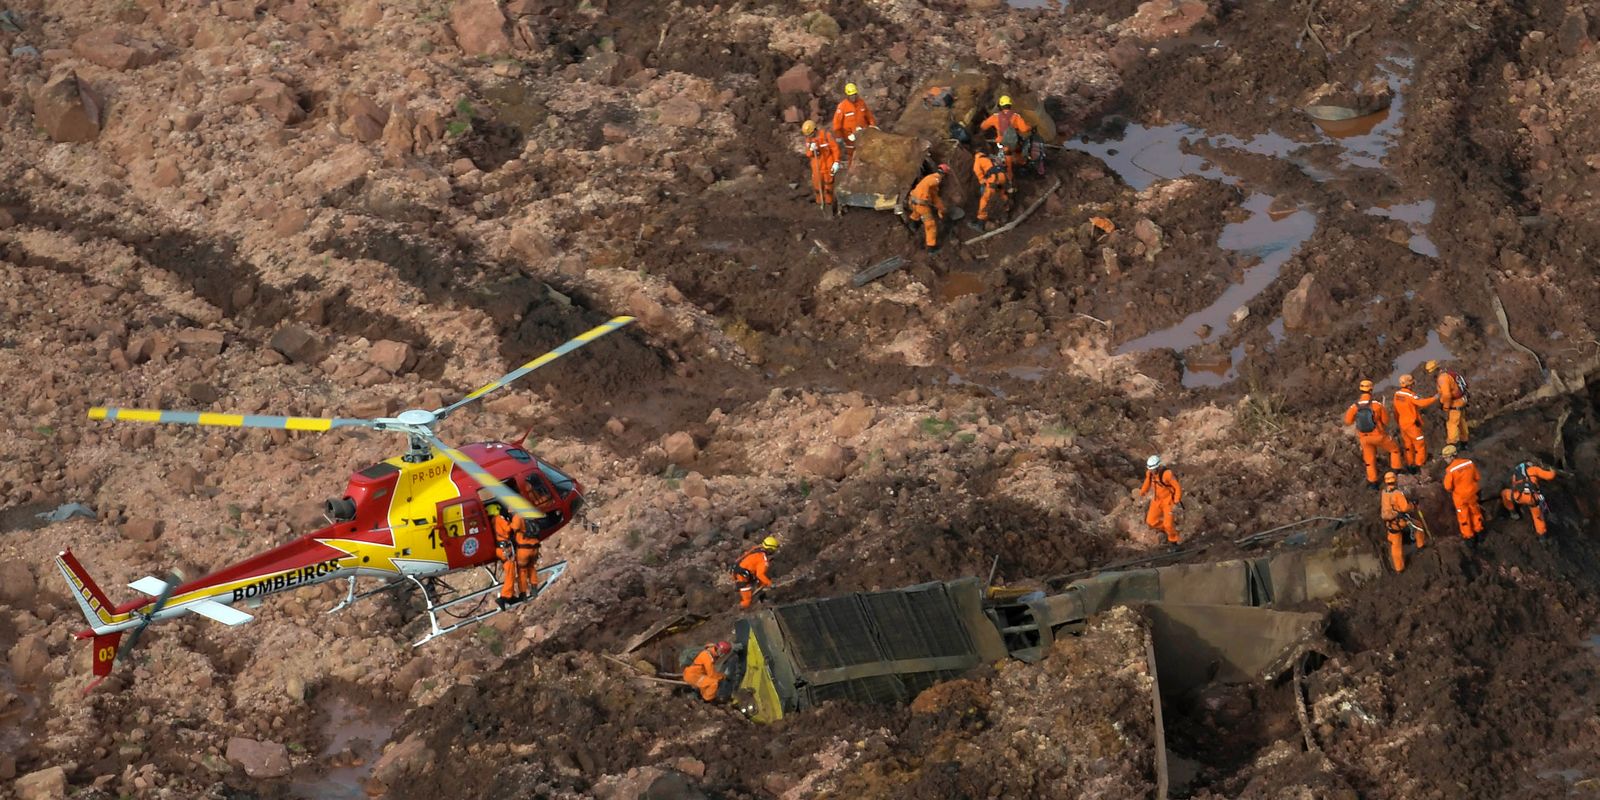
[118,570,184,663]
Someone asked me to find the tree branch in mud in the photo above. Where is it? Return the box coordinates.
[963,178,1062,245]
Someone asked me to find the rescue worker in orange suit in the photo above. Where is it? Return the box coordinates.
[1426,359,1469,449]
[1140,455,1182,550]
[491,503,540,610]
[800,120,841,216]
[972,145,1012,230]
[1380,471,1427,572]
[979,96,1032,173]
[1501,461,1558,540]
[830,83,876,164]
[1440,444,1484,545]
[1391,374,1436,473]
[732,536,779,609]
[1344,379,1403,489]
[908,165,949,251]
[682,641,730,702]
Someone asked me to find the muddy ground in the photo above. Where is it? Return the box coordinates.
[3,0,1600,797]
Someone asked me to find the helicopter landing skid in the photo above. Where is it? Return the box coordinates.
[411,560,568,647]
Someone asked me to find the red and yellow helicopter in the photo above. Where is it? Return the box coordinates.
[57,316,634,688]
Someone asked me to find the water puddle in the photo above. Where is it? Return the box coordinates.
[1307,56,1413,171]
[1063,123,1328,190]
[937,271,986,303]
[1378,330,1454,390]
[1006,0,1061,7]
[1367,199,1438,258]
[286,697,400,800]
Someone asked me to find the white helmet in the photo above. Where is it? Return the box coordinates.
[1146,455,1162,469]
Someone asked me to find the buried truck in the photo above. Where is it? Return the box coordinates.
[671,542,1381,797]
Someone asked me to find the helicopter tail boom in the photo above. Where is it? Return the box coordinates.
[55,549,134,634]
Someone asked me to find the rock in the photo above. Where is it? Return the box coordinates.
[273,207,310,236]
[8,635,48,684]
[225,737,291,779]
[800,10,840,39]
[252,79,305,125]
[120,518,163,542]
[1133,218,1163,259]
[673,757,707,779]
[1281,273,1333,332]
[1559,10,1589,56]
[1121,0,1213,42]
[680,471,708,499]
[644,771,710,800]
[508,227,555,261]
[72,29,160,70]
[800,443,848,480]
[151,158,183,188]
[1229,306,1249,326]
[341,94,390,142]
[450,0,511,57]
[663,432,698,465]
[174,328,225,355]
[270,325,325,363]
[578,51,641,86]
[657,96,702,127]
[369,340,415,374]
[1185,342,1231,373]
[775,63,821,95]
[604,417,626,436]
[0,560,36,603]
[187,382,221,404]
[781,105,804,123]
[831,406,875,439]
[33,71,102,143]
[370,733,436,789]
[171,465,204,493]
[15,766,67,800]
[627,291,671,329]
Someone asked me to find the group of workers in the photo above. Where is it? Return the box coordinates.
[799,83,1041,248]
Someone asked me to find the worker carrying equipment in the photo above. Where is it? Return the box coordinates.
[979,96,1033,173]
[491,502,540,610]
[908,166,949,251]
[972,145,1012,229]
[1344,380,1403,489]
[1500,461,1557,538]
[831,83,876,164]
[801,120,842,216]
[681,641,731,702]
[1380,471,1427,572]
[1426,360,1470,448]
[1440,445,1484,543]
[1139,455,1183,548]
[1392,373,1436,472]
[731,536,779,609]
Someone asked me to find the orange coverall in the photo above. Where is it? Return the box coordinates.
[733,547,771,609]
[681,645,725,702]
[1344,393,1402,484]
[1437,371,1469,446]
[1380,486,1426,572]
[1140,467,1182,544]
[979,110,1033,172]
[908,173,945,248]
[1391,388,1436,468]
[972,150,1010,224]
[804,127,841,207]
[1442,455,1483,540]
[1500,463,1556,536]
[831,97,876,162]
[494,514,540,601]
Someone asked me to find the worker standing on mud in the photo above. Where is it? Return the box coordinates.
[907,165,950,252]
[682,641,731,702]
[492,503,540,610]
[1392,374,1435,473]
[732,536,779,609]
[1344,379,1403,490]
[1441,444,1484,546]
[800,120,842,217]
[980,96,1032,173]
[1380,471,1427,572]
[1427,360,1470,449]
[1139,455,1183,550]
[1501,461,1558,541]
[831,83,876,164]
[972,144,1011,231]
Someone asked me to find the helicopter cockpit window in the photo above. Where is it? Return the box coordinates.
[519,476,553,504]
[538,463,577,494]
[506,448,533,463]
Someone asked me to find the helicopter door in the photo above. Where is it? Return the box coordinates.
[435,498,491,569]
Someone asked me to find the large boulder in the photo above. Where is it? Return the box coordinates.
[269,325,326,364]
[72,29,160,70]
[663,431,698,465]
[15,766,67,800]
[450,0,511,57]
[800,443,848,480]
[776,64,821,95]
[1281,273,1334,333]
[225,737,291,778]
[252,79,306,125]
[340,93,390,142]
[33,71,102,143]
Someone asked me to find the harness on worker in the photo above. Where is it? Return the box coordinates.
[995,111,1022,151]
[982,157,1009,181]
[1447,370,1469,401]
[1511,462,1551,517]
[1354,400,1378,433]
[730,548,762,585]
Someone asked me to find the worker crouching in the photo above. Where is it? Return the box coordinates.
[908,164,950,251]
[683,641,731,702]
[1379,471,1427,572]
[972,145,1012,231]
[1501,461,1557,540]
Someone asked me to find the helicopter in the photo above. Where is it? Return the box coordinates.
[56,315,635,690]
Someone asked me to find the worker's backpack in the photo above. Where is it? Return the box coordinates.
[1354,402,1378,433]
[677,645,705,670]
[1447,370,1469,400]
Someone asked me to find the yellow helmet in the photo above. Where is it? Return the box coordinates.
[1424,360,1440,372]
[844,83,858,96]
[998,95,1013,107]
[1359,379,1373,392]
[761,536,780,551]
[1399,374,1414,387]
[801,120,816,135]
[1441,444,1458,458]
[1383,471,1398,485]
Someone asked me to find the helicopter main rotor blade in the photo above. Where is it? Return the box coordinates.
[433,316,635,421]
[89,407,381,432]
[418,432,545,521]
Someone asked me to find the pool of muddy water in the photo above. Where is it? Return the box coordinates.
[286,696,399,800]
